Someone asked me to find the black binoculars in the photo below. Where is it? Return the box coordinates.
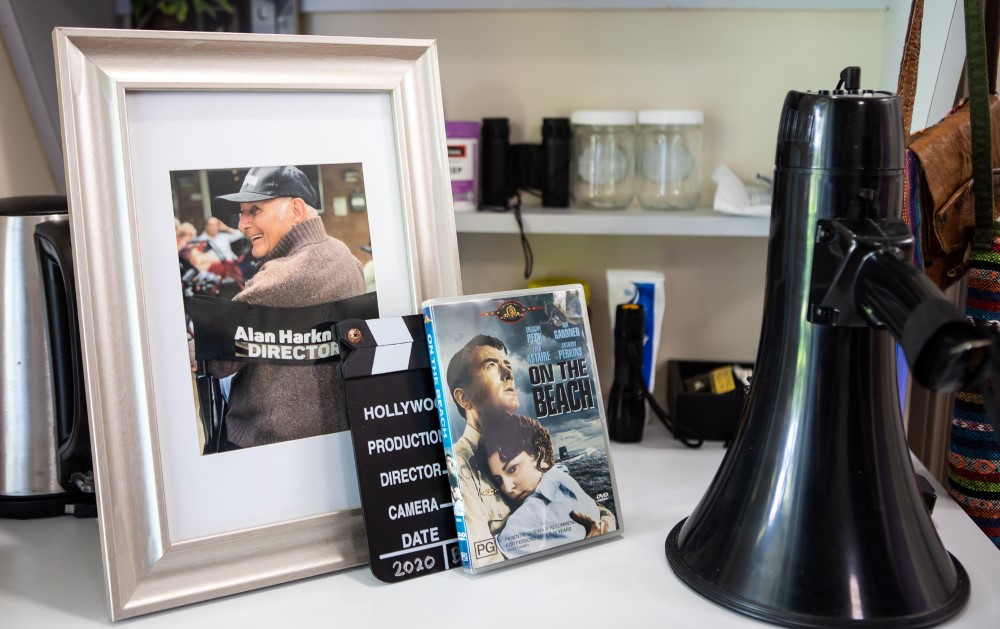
[480,117,571,209]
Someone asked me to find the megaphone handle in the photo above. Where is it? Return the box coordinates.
[857,249,993,391]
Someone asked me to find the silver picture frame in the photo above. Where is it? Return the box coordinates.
[53,28,461,620]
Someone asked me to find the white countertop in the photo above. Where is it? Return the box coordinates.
[2,422,998,628]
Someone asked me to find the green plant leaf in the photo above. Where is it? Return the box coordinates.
[135,0,235,25]
[193,0,236,18]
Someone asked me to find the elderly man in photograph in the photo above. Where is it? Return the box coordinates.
[208,165,366,450]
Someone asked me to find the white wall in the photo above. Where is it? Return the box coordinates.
[0,32,56,196]
[306,9,886,398]
[306,10,885,183]
[0,8,894,402]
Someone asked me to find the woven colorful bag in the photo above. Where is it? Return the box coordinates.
[951,248,1000,548]
[946,0,1000,548]
[899,0,1000,548]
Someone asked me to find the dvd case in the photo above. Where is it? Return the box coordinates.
[423,284,622,574]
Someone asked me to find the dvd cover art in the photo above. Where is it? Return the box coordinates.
[424,285,621,573]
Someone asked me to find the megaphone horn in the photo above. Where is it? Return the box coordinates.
[666,67,972,628]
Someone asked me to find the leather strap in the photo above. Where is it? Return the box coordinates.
[967,0,996,249]
[898,0,924,144]
[900,0,999,247]
[987,0,1000,93]
[897,1,1000,128]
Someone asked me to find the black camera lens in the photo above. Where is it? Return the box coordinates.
[481,118,511,208]
[541,118,570,207]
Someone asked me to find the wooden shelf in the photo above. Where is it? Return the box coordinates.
[453,206,770,237]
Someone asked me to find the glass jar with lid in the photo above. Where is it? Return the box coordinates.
[636,109,703,210]
[570,110,637,209]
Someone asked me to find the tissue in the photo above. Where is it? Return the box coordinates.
[712,164,771,217]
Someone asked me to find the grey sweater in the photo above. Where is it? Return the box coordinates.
[209,217,365,448]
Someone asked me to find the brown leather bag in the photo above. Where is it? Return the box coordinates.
[899,0,1000,289]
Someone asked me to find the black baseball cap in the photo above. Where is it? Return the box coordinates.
[213,166,319,225]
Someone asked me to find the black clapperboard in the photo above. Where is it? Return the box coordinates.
[337,315,460,583]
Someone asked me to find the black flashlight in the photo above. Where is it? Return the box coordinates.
[607,303,646,442]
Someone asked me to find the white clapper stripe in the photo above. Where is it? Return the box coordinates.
[367,317,415,375]
[371,343,413,375]
[367,317,414,346]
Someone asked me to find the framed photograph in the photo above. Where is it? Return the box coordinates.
[176,162,376,455]
[54,28,461,620]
